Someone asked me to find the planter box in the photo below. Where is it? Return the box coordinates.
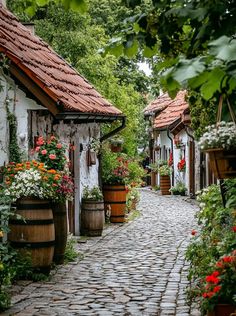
[206,148,236,179]
[160,175,171,195]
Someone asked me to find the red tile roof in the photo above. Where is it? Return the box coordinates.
[0,5,122,116]
[153,91,189,129]
[143,93,172,115]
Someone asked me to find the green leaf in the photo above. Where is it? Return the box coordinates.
[173,58,205,83]
[209,36,236,62]
[188,71,210,89]
[109,44,124,57]
[124,39,139,58]
[25,5,36,17]
[143,45,157,58]
[69,0,88,14]
[36,0,49,5]
[199,67,225,100]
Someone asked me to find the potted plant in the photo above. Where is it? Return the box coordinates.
[177,157,186,172]
[170,181,187,196]
[81,186,104,237]
[158,164,172,195]
[199,121,236,179]
[201,251,236,316]
[109,137,124,153]
[101,148,129,223]
[4,161,74,266]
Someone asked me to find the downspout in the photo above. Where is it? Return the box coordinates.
[100,116,126,142]
[167,128,174,186]
[98,116,126,187]
[184,126,195,198]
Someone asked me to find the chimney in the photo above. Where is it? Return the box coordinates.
[22,22,35,35]
[0,0,6,7]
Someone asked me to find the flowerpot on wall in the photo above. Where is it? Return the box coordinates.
[110,143,122,153]
[51,202,67,264]
[8,197,55,273]
[160,175,171,195]
[103,184,127,223]
[206,148,236,179]
[207,304,236,316]
[87,150,96,166]
[80,200,104,236]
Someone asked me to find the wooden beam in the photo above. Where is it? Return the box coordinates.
[9,64,59,116]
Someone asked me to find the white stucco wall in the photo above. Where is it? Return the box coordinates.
[31,116,101,235]
[0,73,44,166]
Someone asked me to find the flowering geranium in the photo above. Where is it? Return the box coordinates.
[200,250,236,312]
[177,157,186,172]
[4,161,74,202]
[168,153,173,166]
[34,135,67,171]
[158,164,172,176]
[199,121,236,150]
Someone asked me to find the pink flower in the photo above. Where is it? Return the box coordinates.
[49,154,56,160]
[56,143,62,149]
[36,137,44,146]
[41,149,47,155]
[35,146,40,152]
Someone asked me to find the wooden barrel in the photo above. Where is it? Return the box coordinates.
[103,185,127,223]
[8,197,55,272]
[51,202,67,264]
[81,200,104,236]
[160,175,171,195]
[207,304,236,316]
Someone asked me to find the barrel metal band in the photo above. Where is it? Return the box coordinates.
[104,201,126,204]
[103,188,125,191]
[110,215,125,218]
[10,240,55,248]
[16,204,51,210]
[9,219,54,225]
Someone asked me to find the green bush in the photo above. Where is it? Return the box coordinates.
[186,180,236,314]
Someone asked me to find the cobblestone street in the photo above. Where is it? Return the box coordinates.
[2,189,201,316]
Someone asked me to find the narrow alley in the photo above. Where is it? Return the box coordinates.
[2,190,201,316]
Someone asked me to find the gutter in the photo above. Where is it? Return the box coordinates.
[167,127,174,186]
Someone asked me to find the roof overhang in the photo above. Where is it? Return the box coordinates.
[55,112,125,123]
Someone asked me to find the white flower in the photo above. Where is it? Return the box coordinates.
[199,121,236,150]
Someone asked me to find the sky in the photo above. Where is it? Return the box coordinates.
[138,62,152,76]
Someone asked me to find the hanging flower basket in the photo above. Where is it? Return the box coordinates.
[205,148,236,179]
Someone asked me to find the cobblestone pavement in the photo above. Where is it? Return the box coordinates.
[2,189,201,316]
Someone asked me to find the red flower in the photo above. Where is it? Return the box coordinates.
[41,149,47,155]
[222,256,233,263]
[168,153,173,166]
[177,158,186,171]
[213,285,221,293]
[205,274,220,284]
[191,229,197,236]
[232,226,236,232]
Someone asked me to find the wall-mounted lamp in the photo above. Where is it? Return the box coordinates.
[19,133,26,142]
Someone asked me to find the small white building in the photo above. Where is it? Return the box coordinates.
[144,91,197,196]
[0,4,125,235]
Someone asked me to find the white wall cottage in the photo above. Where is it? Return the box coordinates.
[0,72,102,235]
